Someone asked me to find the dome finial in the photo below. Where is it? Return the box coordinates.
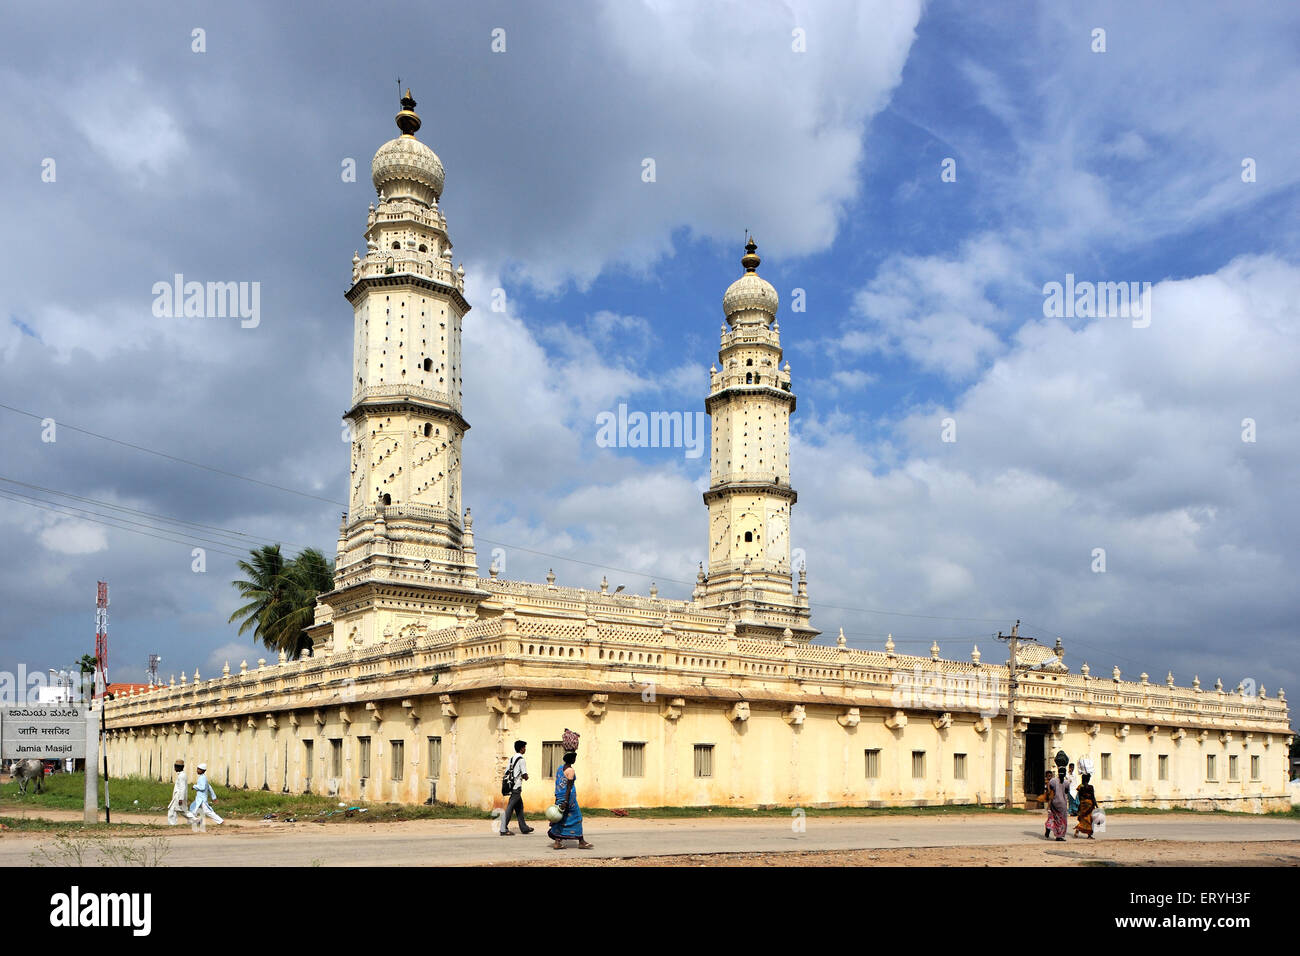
[741,236,760,273]
[396,88,421,137]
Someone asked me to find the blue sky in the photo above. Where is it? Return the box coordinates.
[0,1,1296,710]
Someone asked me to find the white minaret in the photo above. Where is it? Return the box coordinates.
[326,91,483,641]
[701,239,814,639]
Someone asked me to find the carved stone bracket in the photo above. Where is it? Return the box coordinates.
[1241,732,1252,748]
[365,702,382,724]
[1115,724,1130,739]
[245,716,257,730]
[973,717,992,734]
[314,709,326,727]
[182,721,193,736]
[728,702,750,723]
[1219,731,1232,744]
[402,699,418,725]
[933,712,953,730]
[339,706,351,726]
[1197,730,1209,743]
[783,705,806,726]
[1170,728,1186,741]
[837,707,860,728]
[439,694,458,719]
[585,694,609,719]
[885,710,908,731]
[266,714,278,730]
[1014,717,1030,734]
[1087,723,1101,737]
[1147,725,1159,739]
[660,697,685,721]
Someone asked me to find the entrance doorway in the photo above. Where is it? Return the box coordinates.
[1024,723,1048,799]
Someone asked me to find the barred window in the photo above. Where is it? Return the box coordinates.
[1250,755,1261,780]
[390,740,405,781]
[303,740,314,784]
[622,742,646,778]
[330,738,342,777]
[1228,755,1239,781]
[911,751,926,779]
[1100,753,1112,780]
[358,736,371,779]
[1129,754,1141,781]
[542,741,564,778]
[954,753,967,781]
[693,744,714,778]
[1158,754,1168,781]
[864,749,880,779]
[1206,754,1217,781]
[427,736,442,779]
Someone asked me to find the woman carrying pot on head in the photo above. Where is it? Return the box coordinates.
[547,751,593,850]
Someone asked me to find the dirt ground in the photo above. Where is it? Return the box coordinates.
[497,839,1300,867]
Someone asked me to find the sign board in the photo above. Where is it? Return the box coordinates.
[0,705,90,761]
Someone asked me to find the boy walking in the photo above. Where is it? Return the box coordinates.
[189,762,224,830]
[499,740,533,836]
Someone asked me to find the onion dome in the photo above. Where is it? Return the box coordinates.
[722,237,778,322]
[371,89,445,205]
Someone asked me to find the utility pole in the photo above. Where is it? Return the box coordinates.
[999,620,1021,809]
[95,581,111,824]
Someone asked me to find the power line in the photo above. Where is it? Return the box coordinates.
[0,401,343,506]
[0,489,248,559]
[0,475,319,553]
[0,404,1130,641]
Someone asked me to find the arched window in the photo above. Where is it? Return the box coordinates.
[423,423,432,437]
[746,359,753,366]
[381,493,391,506]
[423,358,433,371]
[744,531,753,542]
[745,372,753,384]
[391,241,401,250]
[418,244,428,253]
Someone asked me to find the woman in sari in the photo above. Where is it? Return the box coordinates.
[1044,767,1069,841]
[548,751,593,850]
[1074,772,1097,839]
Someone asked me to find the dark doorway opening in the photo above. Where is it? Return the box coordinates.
[1024,723,1049,798]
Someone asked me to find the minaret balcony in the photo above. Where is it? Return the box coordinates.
[352,253,464,293]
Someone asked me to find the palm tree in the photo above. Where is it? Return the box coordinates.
[229,544,334,660]
[76,653,98,676]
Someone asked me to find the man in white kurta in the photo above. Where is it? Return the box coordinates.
[189,762,223,829]
[167,759,195,826]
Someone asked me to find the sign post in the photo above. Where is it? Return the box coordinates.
[0,703,96,823]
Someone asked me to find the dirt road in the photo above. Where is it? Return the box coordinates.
[2,810,1297,866]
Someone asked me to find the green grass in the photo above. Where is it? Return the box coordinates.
[0,815,166,834]
[6,773,1293,824]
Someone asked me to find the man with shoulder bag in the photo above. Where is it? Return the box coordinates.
[499,740,534,836]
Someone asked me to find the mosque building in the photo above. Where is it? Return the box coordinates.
[103,93,1292,812]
